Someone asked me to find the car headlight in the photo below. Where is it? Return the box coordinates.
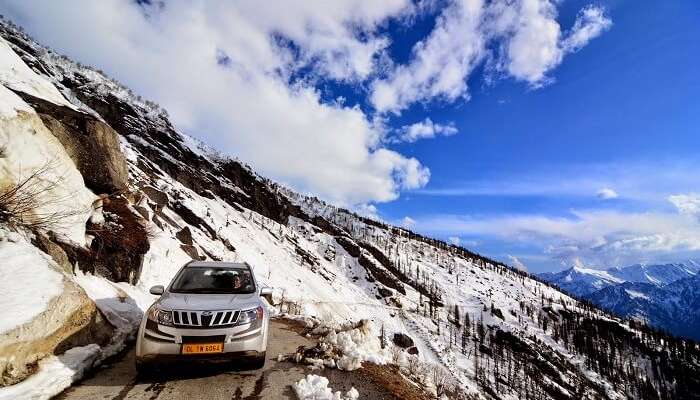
[147,305,174,326]
[236,306,263,326]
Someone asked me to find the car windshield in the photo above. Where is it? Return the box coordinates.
[170,266,256,294]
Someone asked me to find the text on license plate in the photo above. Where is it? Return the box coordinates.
[182,343,223,354]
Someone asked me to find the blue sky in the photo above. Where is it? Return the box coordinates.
[3,0,699,272]
[376,1,700,272]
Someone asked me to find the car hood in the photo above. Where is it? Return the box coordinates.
[158,292,260,311]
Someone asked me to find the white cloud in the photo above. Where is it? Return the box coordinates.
[668,193,700,219]
[499,1,611,85]
[597,188,618,199]
[500,0,563,85]
[370,0,486,114]
[354,203,380,220]
[448,236,461,246]
[401,216,416,227]
[562,5,613,53]
[507,255,527,271]
[413,160,700,202]
[370,0,612,113]
[0,0,428,206]
[411,207,700,268]
[394,118,458,143]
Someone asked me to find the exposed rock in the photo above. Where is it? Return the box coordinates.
[392,333,414,349]
[221,237,236,253]
[407,346,419,355]
[335,236,361,258]
[0,274,113,386]
[175,226,193,246]
[85,196,150,283]
[14,92,129,194]
[32,233,72,274]
[378,288,393,298]
[180,244,203,260]
[171,201,217,239]
[141,186,169,207]
[358,254,405,295]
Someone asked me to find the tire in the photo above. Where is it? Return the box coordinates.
[250,352,266,369]
[135,360,153,378]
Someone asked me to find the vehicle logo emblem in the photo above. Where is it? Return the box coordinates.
[202,311,212,316]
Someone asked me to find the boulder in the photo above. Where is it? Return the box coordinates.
[378,287,393,298]
[180,244,202,260]
[34,105,129,194]
[407,346,419,355]
[141,186,169,207]
[176,226,194,246]
[0,275,113,386]
[393,332,415,349]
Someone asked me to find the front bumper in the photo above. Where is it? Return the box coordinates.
[135,317,269,363]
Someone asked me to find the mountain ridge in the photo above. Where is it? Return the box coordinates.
[539,261,700,340]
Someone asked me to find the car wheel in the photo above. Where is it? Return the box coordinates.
[250,352,266,369]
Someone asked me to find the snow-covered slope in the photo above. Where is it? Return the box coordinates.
[1,20,700,400]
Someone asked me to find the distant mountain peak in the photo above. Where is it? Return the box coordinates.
[540,261,700,340]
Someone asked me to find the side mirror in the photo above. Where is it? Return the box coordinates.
[150,285,165,295]
[260,287,273,297]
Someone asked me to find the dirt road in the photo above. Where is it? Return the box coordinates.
[56,319,413,400]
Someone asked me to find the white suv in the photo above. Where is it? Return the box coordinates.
[135,261,272,374]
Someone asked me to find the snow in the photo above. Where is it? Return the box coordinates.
[625,289,649,300]
[0,344,100,400]
[323,321,390,371]
[0,232,63,334]
[0,84,32,118]
[293,374,359,400]
[571,265,624,283]
[0,37,77,110]
[73,271,151,332]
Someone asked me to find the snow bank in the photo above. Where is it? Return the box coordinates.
[0,232,63,334]
[324,321,390,371]
[293,374,359,400]
[73,271,154,359]
[73,271,148,332]
[0,344,100,400]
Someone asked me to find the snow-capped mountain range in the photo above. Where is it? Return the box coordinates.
[539,261,700,296]
[539,261,700,339]
[1,19,699,400]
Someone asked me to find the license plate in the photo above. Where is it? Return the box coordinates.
[181,343,224,354]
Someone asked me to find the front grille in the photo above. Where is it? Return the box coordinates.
[172,310,240,328]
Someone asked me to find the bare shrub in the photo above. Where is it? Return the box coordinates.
[0,160,86,231]
[406,355,427,384]
[431,365,454,399]
[391,346,403,364]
